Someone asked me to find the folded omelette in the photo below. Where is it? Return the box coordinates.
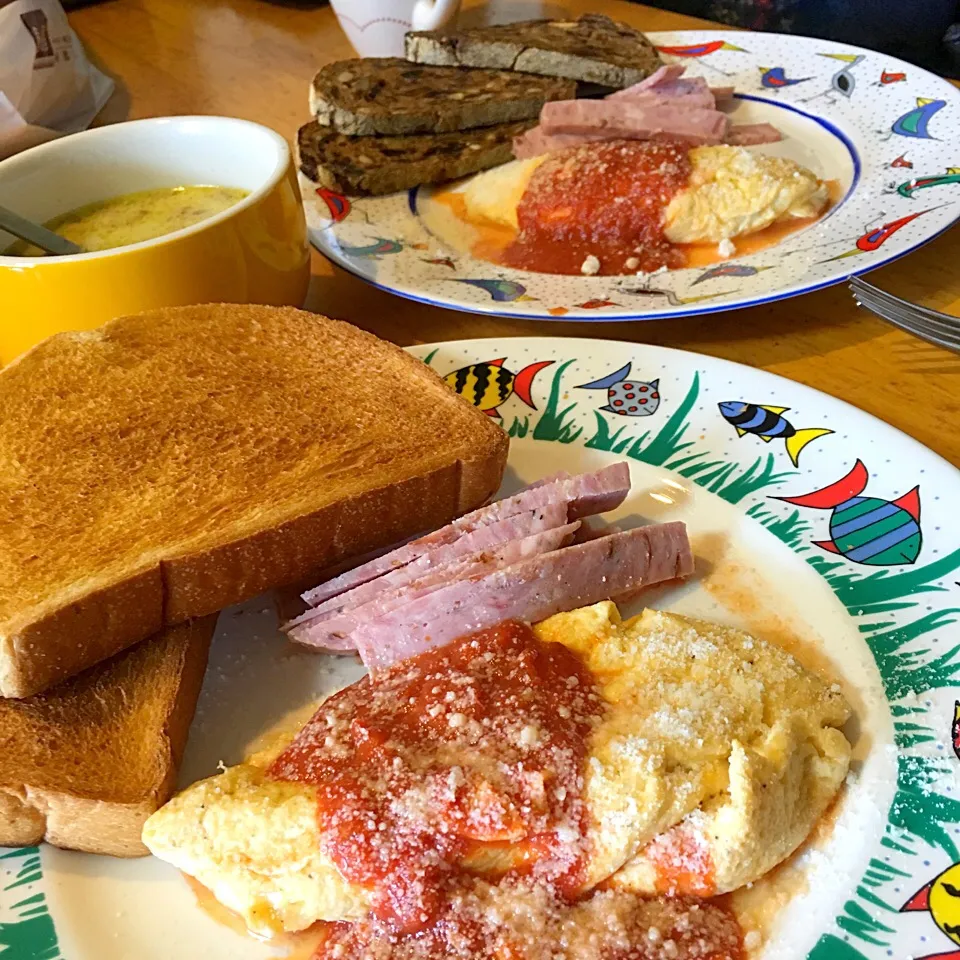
[143,604,851,938]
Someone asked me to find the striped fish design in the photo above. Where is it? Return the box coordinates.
[443,358,553,418]
[718,401,831,467]
[775,460,922,566]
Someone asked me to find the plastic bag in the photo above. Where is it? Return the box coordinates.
[0,0,113,158]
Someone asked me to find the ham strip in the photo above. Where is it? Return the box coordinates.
[538,99,730,145]
[290,522,581,651]
[608,74,716,110]
[726,123,783,146]
[291,502,570,629]
[512,65,775,159]
[352,522,694,675]
[301,463,631,606]
[514,127,609,159]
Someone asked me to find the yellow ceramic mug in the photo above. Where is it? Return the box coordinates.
[0,117,310,365]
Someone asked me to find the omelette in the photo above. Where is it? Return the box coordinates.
[143,604,851,940]
[454,143,828,275]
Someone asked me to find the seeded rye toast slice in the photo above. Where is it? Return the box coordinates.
[0,305,508,698]
[297,118,533,196]
[405,14,663,90]
[310,57,574,136]
[0,617,214,856]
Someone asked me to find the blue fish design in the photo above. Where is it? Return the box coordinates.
[339,237,403,258]
[719,401,831,467]
[892,98,946,140]
[774,460,922,565]
[759,66,811,88]
[577,363,660,417]
[451,279,537,302]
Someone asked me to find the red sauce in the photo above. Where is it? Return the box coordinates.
[502,140,692,276]
[643,822,717,897]
[311,880,744,960]
[268,621,603,933]
[269,620,747,960]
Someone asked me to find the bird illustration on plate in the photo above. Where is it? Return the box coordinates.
[800,53,865,103]
[443,358,553,418]
[577,363,661,417]
[774,459,922,565]
[758,66,811,89]
[718,402,831,466]
[887,97,946,140]
[451,279,538,302]
[896,168,960,199]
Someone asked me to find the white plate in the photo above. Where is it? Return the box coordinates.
[304,31,960,322]
[4,338,960,960]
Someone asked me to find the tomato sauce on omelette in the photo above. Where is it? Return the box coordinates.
[502,140,692,276]
[269,621,744,960]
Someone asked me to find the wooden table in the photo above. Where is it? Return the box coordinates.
[70,0,960,466]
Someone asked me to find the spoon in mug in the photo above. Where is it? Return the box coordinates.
[0,203,84,256]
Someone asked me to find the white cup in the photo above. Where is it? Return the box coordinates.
[330,0,461,58]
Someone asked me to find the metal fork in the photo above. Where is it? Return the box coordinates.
[850,275,960,353]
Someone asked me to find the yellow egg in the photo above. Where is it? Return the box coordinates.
[457,145,827,246]
[664,146,828,244]
[143,604,850,936]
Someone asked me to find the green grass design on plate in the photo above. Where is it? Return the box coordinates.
[585,373,796,503]
[0,849,59,960]
[506,416,530,438]
[531,361,583,444]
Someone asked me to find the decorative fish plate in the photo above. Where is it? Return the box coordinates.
[6,338,959,960]
[303,31,960,322]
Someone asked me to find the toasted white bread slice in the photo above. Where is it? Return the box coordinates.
[0,305,508,697]
[0,617,214,857]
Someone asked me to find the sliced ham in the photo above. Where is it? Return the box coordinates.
[608,74,716,111]
[726,123,783,146]
[613,64,685,93]
[511,65,776,160]
[538,99,729,146]
[513,127,609,160]
[290,522,581,651]
[300,463,631,607]
[291,502,570,629]
[351,523,694,675]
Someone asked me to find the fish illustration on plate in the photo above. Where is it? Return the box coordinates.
[891,153,913,169]
[577,362,661,417]
[774,459,922,565]
[900,860,960,960]
[718,401,832,466]
[443,358,553,418]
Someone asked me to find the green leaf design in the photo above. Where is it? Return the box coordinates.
[0,849,59,960]
[506,416,529,438]
[808,934,871,960]
[532,360,583,444]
